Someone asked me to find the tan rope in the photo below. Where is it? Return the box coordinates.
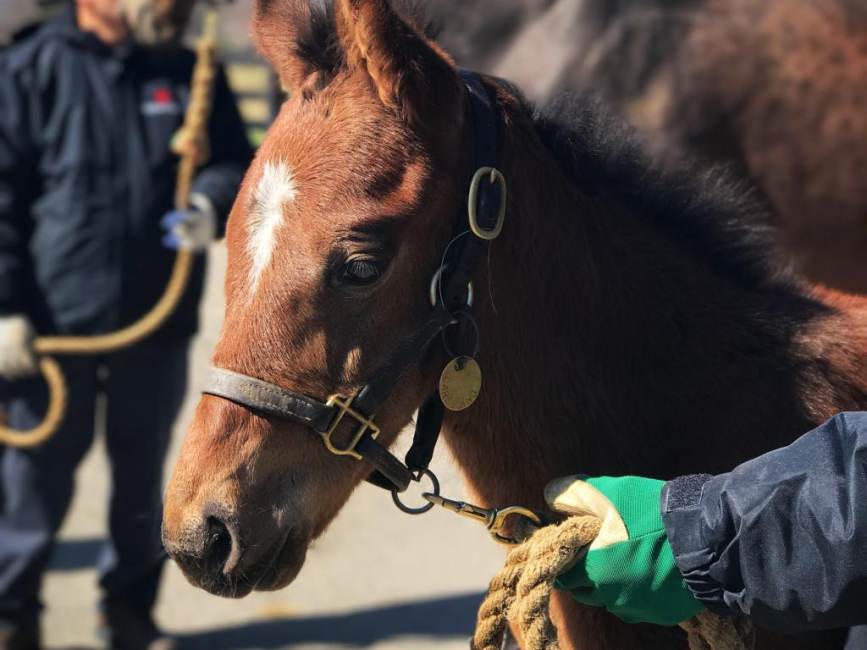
[473,516,752,650]
[0,9,220,449]
[0,357,67,448]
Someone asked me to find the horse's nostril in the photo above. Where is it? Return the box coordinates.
[203,516,233,575]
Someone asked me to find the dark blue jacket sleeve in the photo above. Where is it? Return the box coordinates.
[0,55,34,316]
[191,64,253,235]
[662,412,867,631]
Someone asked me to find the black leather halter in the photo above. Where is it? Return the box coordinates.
[203,71,505,509]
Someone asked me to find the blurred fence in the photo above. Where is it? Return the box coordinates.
[223,49,282,146]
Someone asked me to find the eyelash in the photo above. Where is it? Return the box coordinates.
[338,257,385,287]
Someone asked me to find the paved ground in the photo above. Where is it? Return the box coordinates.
[42,243,505,649]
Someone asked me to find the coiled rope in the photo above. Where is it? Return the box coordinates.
[473,516,754,650]
[0,9,220,448]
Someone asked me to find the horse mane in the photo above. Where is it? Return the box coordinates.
[532,92,794,291]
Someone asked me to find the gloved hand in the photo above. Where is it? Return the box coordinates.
[0,314,38,380]
[546,475,704,626]
[160,194,216,252]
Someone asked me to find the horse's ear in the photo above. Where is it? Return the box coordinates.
[334,0,461,126]
[252,0,336,93]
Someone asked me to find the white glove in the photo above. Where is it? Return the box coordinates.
[160,193,217,253]
[0,315,38,380]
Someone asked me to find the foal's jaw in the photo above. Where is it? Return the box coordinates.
[162,399,334,597]
[162,381,424,595]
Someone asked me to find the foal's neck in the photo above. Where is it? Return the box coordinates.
[441,98,867,509]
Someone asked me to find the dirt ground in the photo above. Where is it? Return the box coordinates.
[42,243,506,649]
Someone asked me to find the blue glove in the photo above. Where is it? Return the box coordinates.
[160,195,217,252]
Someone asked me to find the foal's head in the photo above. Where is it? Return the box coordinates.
[162,0,479,596]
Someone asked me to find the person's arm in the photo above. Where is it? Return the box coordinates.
[0,56,33,316]
[550,412,867,631]
[663,411,867,632]
[0,55,39,379]
[190,64,253,235]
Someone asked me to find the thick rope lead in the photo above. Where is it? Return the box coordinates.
[473,516,752,650]
[0,357,67,448]
[0,250,193,449]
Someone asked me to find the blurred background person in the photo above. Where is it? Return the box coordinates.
[0,0,252,647]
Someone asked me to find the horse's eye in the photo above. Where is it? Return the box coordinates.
[339,258,383,286]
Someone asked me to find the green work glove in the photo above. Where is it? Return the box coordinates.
[545,475,704,626]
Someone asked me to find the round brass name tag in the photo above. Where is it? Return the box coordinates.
[439,356,482,412]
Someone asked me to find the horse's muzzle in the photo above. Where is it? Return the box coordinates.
[162,502,304,598]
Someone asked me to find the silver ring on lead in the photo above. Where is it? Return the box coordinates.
[392,469,440,515]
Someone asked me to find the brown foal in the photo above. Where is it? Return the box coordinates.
[162,1,867,647]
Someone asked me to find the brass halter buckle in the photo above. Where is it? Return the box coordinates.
[323,394,380,460]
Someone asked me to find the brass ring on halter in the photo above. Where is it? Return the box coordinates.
[468,167,507,241]
[392,468,440,515]
[429,266,474,309]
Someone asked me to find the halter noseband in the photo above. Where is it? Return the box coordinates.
[202,70,505,512]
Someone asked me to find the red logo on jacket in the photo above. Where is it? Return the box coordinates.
[142,83,182,116]
[152,87,173,104]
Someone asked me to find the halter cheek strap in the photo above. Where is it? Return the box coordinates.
[201,70,504,504]
[205,368,335,430]
[204,367,418,491]
[203,310,455,494]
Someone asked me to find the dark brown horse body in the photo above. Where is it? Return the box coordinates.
[162,1,867,648]
[495,0,867,294]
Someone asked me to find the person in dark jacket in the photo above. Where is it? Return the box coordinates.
[0,0,252,647]
[549,411,867,646]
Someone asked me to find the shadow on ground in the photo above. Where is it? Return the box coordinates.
[46,540,482,648]
[177,592,484,649]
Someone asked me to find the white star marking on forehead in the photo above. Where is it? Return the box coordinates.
[247,160,297,292]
